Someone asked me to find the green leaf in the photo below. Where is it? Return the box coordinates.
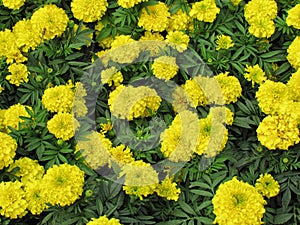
[190,190,213,197]
[273,213,293,224]
[178,201,197,215]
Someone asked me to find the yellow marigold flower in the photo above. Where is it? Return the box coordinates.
[212,177,266,225]
[183,78,208,107]
[101,66,123,86]
[8,157,44,183]
[77,131,112,169]
[256,80,287,115]
[287,36,300,70]
[171,86,194,113]
[209,106,234,126]
[42,84,75,113]
[244,64,267,87]
[189,0,220,23]
[100,121,113,134]
[13,19,41,52]
[167,9,191,32]
[152,56,179,80]
[287,70,300,101]
[47,113,79,141]
[31,4,69,40]
[118,0,148,8]
[138,1,170,32]
[24,180,48,215]
[3,103,32,131]
[216,34,234,50]
[155,177,181,201]
[41,164,85,206]
[244,0,277,23]
[286,4,300,29]
[2,0,25,10]
[71,0,108,22]
[87,215,122,225]
[0,109,5,132]
[0,132,17,170]
[0,181,28,219]
[139,31,166,56]
[6,63,29,86]
[166,30,190,52]
[0,29,27,64]
[109,144,135,166]
[257,114,299,150]
[255,173,280,198]
[72,99,88,118]
[231,0,241,6]
[108,85,161,120]
[215,72,242,104]
[160,110,200,162]
[123,184,156,200]
[248,18,276,38]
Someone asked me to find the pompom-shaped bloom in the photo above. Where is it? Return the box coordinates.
[167,9,191,32]
[6,63,29,86]
[287,36,300,70]
[244,64,266,86]
[248,18,276,38]
[8,157,44,183]
[24,180,48,215]
[183,78,208,107]
[101,66,123,86]
[189,0,220,23]
[108,144,135,166]
[0,132,17,170]
[41,164,85,206]
[244,0,277,23]
[71,0,108,23]
[215,72,242,104]
[166,30,190,52]
[155,177,181,201]
[30,4,69,40]
[0,181,28,219]
[108,85,161,120]
[256,80,287,115]
[160,110,200,162]
[138,1,170,32]
[13,19,41,52]
[286,4,300,29]
[257,114,299,150]
[287,70,300,101]
[87,215,122,225]
[3,103,32,131]
[118,0,148,8]
[152,56,178,80]
[139,32,166,56]
[42,84,75,113]
[212,177,266,225]
[255,173,280,198]
[47,113,79,141]
[216,35,234,50]
[123,184,157,200]
[2,0,25,10]
[209,106,234,126]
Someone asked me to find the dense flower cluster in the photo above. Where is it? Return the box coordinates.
[212,177,266,225]
[87,215,122,225]
[244,0,277,38]
[71,0,108,22]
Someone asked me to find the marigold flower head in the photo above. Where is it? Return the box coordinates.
[3,103,32,131]
[183,78,208,107]
[108,85,161,120]
[139,32,166,56]
[167,9,191,32]
[189,0,220,23]
[212,177,266,225]
[71,0,108,23]
[30,4,69,40]
[6,63,29,86]
[255,173,280,198]
[41,164,85,206]
[287,36,300,70]
[108,144,135,166]
[152,56,179,80]
[47,113,79,141]
[216,35,234,50]
[248,18,276,38]
[244,0,277,22]
[155,177,181,201]
[256,80,287,115]
[287,69,300,101]
[171,86,194,113]
[118,0,148,8]
[286,4,300,29]
[42,84,75,113]
[123,184,157,200]
[244,64,267,86]
[0,181,28,219]
[138,1,170,32]
[0,132,17,170]
[209,106,234,126]
[24,180,48,215]
[257,114,299,150]
[87,215,122,225]
[165,30,190,52]
[2,0,25,10]
[101,66,123,86]
[8,157,44,183]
